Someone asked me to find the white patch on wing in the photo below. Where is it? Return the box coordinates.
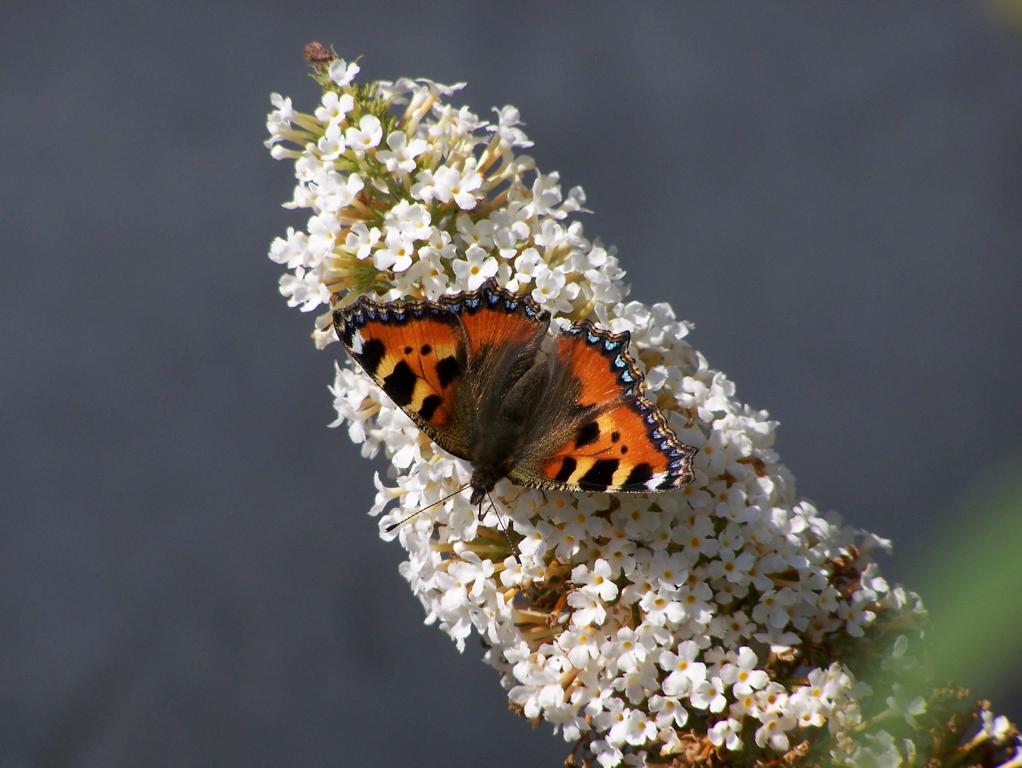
[350,329,364,354]
[645,472,667,491]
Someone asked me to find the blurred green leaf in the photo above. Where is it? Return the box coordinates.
[915,461,1022,696]
[987,0,1022,35]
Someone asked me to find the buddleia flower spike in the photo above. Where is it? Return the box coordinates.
[266,46,1022,767]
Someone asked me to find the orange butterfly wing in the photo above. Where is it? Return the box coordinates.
[510,322,695,493]
[334,295,470,458]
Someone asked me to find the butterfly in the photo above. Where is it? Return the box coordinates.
[333,279,696,512]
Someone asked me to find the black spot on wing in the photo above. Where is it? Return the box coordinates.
[418,394,442,421]
[383,360,417,406]
[420,344,432,355]
[578,459,619,491]
[623,463,653,489]
[554,457,577,484]
[357,338,385,376]
[575,421,600,448]
[436,355,460,388]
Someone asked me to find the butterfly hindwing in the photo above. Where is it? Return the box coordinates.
[335,295,470,458]
[510,321,696,493]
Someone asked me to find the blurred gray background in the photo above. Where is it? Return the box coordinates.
[2,2,1021,766]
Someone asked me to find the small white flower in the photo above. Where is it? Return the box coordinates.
[754,710,797,752]
[344,222,381,260]
[606,706,656,748]
[690,676,727,713]
[649,695,688,729]
[706,547,756,585]
[546,703,586,742]
[452,244,498,290]
[327,58,360,87]
[708,717,743,751]
[406,250,450,300]
[316,120,347,161]
[315,171,363,213]
[382,200,432,242]
[267,92,293,123]
[616,658,660,705]
[722,647,769,697]
[638,589,685,626]
[265,93,295,148]
[531,267,573,314]
[428,103,482,147]
[788,688,826,728]
[574,558,619,603]
[328,363,373,444]
[455,213,495,250]
[268,226,309,269]
[315,90,355,123]
[708,610,755,646]
[373,229,416,273]
[409,168,438,203]
[567,587,607,627]
[673,515,720,559]
[430,162,483,209]
[593,740,623,768]
[658,641,706,697]
[376,130,428,175]
[279,266,329,312]
[513,247,543,283]
[675,581,714,627]
[599,533,637,577]
[448,550,495,598]
[489,104,533,147]
[345,114,383,151]
[752,587,798,630]
[648,550,689,589]
[559,626,601,670]
[529,171,564,217]
[601,627,653,675]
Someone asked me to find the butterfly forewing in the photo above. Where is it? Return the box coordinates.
[335,296,471,458]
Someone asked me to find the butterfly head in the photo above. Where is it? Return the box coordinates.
[468,466,503,507]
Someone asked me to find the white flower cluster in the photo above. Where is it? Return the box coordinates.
[266,52,1022,766]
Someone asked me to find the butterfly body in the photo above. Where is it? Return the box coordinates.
[334,280,696,505]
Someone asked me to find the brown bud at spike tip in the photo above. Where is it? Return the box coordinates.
[303,42,335,67]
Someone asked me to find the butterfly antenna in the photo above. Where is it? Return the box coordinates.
[485,492,522,565]
[384,484,470,533]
